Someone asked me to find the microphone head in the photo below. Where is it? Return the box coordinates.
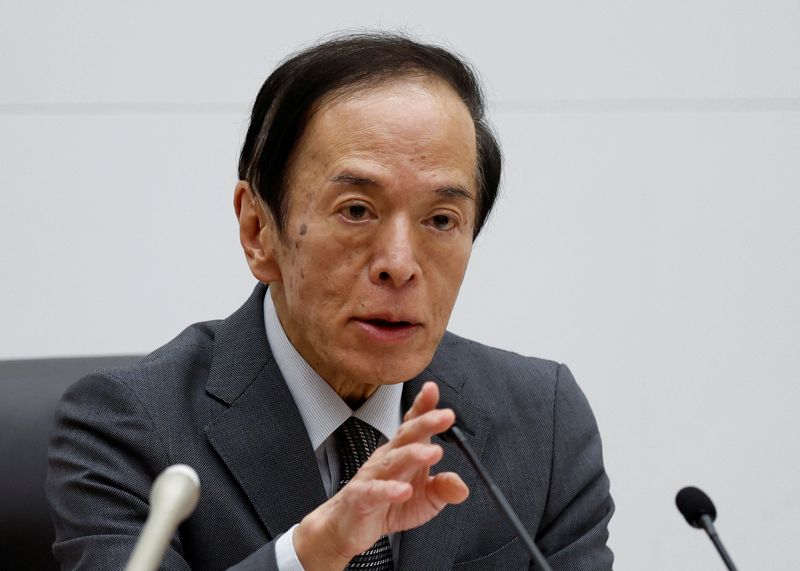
[676,486,717,528]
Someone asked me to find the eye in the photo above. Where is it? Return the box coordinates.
[341,203,370,221]
[430,213,456,231]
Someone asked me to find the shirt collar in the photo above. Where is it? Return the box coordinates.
[263,288,402,451]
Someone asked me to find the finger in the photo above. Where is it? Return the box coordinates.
[344,479,413,514]
[428,472,470,505]
[364,443,443,481]
[403,381,439,422]
[393,407,455,448]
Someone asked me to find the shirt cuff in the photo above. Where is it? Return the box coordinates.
[275,524,306,571]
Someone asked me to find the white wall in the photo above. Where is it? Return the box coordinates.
[2,2,798,568]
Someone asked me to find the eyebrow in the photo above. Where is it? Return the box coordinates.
[434,186,474,201]
[329,173,377,186]
[330,172,475,201]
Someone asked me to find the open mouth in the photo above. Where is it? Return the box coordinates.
[354,317,420,342]
[364,318,414,329]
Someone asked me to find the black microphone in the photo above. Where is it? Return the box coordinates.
[675,486,739,571]
[442,425,553,571]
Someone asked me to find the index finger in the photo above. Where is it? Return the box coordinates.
[403,381,439,422]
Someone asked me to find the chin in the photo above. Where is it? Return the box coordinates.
[364,356,432,385]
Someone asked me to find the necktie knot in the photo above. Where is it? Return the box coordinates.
[335,416,382,488]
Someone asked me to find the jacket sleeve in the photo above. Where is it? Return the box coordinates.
[45,372,282,571]
[536,364,614,570]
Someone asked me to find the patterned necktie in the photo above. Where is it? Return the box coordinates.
[334,416,394,570]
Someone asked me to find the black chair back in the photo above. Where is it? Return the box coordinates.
[0,356,141,571]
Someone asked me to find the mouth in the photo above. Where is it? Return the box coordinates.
[362,318,414,328]
[352,316,421,343]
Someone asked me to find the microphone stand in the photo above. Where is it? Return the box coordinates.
[444,426,553,571]
[699,514,738,571]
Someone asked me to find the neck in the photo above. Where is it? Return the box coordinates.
[333,381,379,409]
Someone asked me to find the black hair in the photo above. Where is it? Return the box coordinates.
[238,32,502,238]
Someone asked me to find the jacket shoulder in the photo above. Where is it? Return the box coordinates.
[62,319,223,422]
[141,319,220,365]
[435,331,561,391]
[106,319,219,378]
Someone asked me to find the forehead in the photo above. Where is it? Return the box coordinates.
[289,76,478,189]
[315,74,471,124]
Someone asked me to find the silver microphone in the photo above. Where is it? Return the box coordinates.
[125,464,201,571]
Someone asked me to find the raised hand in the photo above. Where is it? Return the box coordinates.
[293,381,469,571]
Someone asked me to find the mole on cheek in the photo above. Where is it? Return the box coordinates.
[299,223,308,235]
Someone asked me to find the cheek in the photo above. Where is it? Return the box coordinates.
[283,228,368,304]
[426,241,472,308]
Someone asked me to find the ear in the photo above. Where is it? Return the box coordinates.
[234,180,283,283]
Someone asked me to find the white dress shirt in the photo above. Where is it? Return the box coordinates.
[263,291,403,570]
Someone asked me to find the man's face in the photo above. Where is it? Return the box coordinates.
[265,76,478,397]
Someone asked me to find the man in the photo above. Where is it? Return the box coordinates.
[47,33,613,570]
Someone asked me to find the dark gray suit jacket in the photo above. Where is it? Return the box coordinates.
[46,284,613,570]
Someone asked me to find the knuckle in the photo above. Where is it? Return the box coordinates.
[398,443,430,463]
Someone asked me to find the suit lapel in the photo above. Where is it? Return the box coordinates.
[204,284,327,538]
[397,368,492,570]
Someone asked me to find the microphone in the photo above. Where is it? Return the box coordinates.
[125,464,201,571]
[442,425,553,571]
[675,486,739,571]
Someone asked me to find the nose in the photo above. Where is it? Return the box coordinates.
[369,217,421,288]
